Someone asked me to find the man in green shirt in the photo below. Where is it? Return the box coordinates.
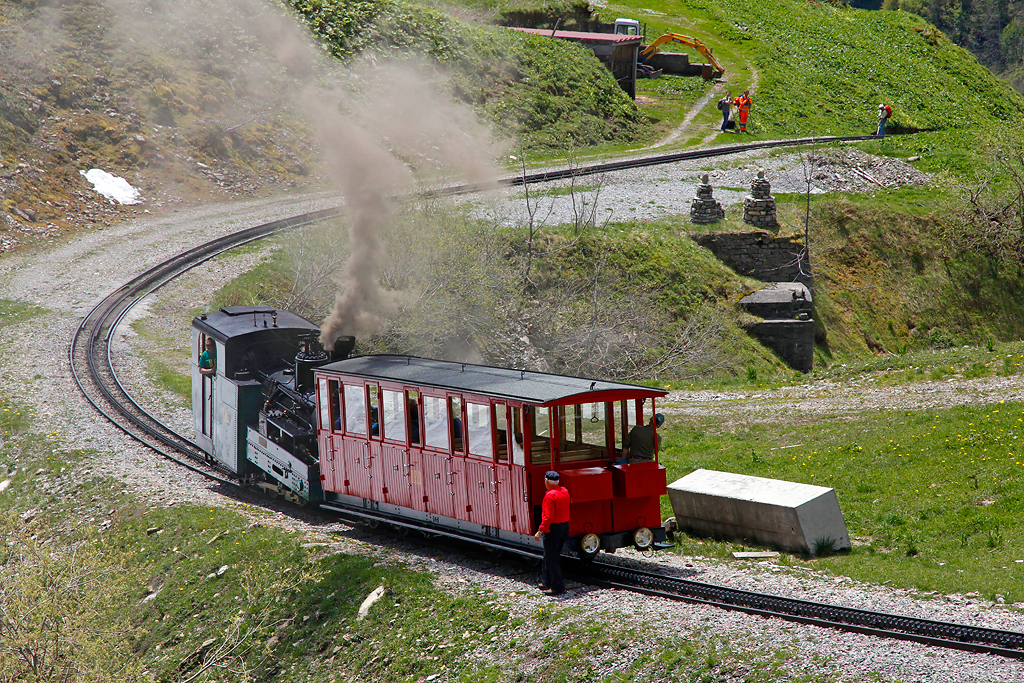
[623,413,664,462]
[199,339,216,376]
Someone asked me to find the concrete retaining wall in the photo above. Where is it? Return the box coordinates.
[748,319,814,373]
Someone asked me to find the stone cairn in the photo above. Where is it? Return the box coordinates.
[742,170,778,229]
[689,174,725,224]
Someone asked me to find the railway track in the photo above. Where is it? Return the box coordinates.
[69,207,344,484]
[69,137,1024,661]
[423,134,879,197]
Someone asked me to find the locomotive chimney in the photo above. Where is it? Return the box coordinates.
[331,335,355,361]
[294,337,329,393]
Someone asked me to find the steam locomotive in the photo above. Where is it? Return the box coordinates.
[192,305,671,559]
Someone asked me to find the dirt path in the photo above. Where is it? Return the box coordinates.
[645,55,762,149]
[664,372,1024,426]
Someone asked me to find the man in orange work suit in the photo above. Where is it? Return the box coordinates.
[534,470,571,596]
[734,90,752,133]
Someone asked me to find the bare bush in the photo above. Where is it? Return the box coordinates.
[277,180,733,381]
[280,219,351,321]
[949,135,1024,265]
[0,515,145,683]
[361,197,733,380]
[515,274,733,381]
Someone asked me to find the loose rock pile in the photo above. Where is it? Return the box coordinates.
[689,173,725,224]
[742,170,777,229]
[804,147,930,192]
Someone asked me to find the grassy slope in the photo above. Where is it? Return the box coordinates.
[588,0,1024,361]
[0,387,843,682]
[288,0,649,151]
[602,0,1024,137]
[659,352,1024,603]
[721,0,1024,136]
[0,0,321,234]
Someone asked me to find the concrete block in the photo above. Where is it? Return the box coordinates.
[667,469,850,554]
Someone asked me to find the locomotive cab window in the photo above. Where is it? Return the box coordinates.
[197,333,216,437]
[197,334,217,375]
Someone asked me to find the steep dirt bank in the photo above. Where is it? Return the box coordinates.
[0,0,325,253]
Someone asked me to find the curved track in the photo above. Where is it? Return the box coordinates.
[70,137,1024,661]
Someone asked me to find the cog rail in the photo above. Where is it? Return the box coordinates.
[423,135,878,198]
[72,136,1024,660]
[583,561,1024,659]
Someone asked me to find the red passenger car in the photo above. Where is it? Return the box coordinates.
[313,355,670,558]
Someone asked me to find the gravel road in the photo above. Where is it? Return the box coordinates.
[3,149,1024,681]
[461,144,928,227]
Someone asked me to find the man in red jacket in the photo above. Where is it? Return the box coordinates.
[734,90,752,133]
[534,470,571,595]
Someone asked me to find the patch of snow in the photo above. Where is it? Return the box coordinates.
[80,169,142,204]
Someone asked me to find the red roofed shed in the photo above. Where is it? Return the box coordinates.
[508,27,642,99]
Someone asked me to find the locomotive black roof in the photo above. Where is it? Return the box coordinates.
[193,306,320,342]
[319,355,668,406]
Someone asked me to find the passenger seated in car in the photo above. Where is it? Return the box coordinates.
[409,398,421,444]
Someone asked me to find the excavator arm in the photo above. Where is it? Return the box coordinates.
[640,33,725,76]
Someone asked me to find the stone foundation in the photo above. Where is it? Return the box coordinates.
[739,283,814,373]
[691,232,809,284]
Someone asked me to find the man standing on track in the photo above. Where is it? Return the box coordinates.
[534,470,570,596]
[734,90,752,133]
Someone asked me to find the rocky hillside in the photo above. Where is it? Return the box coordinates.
[0,0,327,251]
[0,0,647,254]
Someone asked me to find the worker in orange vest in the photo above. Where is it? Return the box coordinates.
[734,90,752,133]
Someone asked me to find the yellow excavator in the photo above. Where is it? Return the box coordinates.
[640,33,725,78]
